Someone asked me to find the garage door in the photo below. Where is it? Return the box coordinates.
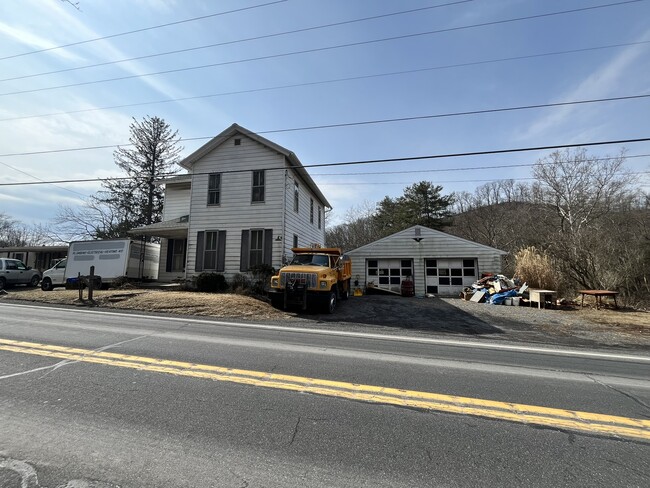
[366,259,413,294]
[425,258,477,296]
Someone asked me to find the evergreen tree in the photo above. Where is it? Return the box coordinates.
[98,115,183,231]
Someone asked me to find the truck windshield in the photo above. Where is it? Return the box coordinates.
[290,254,330,267]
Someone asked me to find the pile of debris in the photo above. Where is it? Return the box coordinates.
[463,274,528,305]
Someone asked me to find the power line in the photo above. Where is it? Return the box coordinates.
[0,1,473,83]
[328,171,650,185]
[1,93,648,158]
[2,40,648,123]
[301,137,650,169]
[0,1,288,61]
[257,94,650,135]
[310,154,650,176]
[0,159,89,200]
[0,0,643,98]
[1,136,648,187]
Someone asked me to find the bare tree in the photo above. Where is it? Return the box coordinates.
[533,148,638,290]
[534,148,632,234]
[53,116,183,241]
[51,197,133,242]
[0,213,53,246]
[326,201,379,251]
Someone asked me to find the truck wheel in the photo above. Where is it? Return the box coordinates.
[325,289,337,314]
[0,277,5,290]
[270,295,284,309]
[340,279,350,300]
[41,278,53,291]
[30,275,40,287]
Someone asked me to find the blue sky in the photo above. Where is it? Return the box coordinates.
[1,0,649,226]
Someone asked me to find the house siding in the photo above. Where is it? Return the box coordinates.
[283,169,326,264]
[186,135,285,277]
[347,226,506,296]
[162,184,191,220]
[143,125,330,282]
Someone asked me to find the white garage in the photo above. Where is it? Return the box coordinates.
[346,225,507,297]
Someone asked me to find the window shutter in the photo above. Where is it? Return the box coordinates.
[240,230,249,271]
[195,232,204,272]
[165,239,174,272]
[264,229,273,267]
[216,230,226,272]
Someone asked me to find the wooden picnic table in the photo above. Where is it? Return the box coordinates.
[578,290,618,310]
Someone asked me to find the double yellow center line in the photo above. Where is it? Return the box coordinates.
[1,338,649,441]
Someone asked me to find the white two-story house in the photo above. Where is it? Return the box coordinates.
[130,124,330,282]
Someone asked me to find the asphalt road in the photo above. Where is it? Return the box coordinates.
[1,302,649,487]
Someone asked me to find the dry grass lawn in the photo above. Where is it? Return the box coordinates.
[3,288,293,320]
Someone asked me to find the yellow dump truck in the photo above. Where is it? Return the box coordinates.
[269,247,352,313]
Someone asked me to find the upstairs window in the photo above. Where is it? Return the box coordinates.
[310,198,314,223]
[294,181,299,212]
[318,206,322,229]
[208,173,221,205]
[252,170,265,203]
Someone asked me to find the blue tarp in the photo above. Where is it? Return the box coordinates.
[489,289,518,305]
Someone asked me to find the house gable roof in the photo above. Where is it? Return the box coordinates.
[179,123,330,208]
[346,225,508,255]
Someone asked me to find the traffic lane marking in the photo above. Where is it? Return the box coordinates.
[5,302,650,363]
[1,338,649,441]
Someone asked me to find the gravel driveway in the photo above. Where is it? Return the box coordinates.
[289,295,650,351]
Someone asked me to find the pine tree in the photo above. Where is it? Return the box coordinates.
[97,116,183,233]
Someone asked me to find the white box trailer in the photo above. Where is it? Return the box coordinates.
[41,239,160,290]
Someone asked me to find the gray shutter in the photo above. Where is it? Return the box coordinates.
[240,230,249,271]
[195,232,204,272]
[264,229,273,267]
[216,230,226,272]
[165,239,174,272]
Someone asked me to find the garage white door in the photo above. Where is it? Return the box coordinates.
[425,258,477,296]
[366,259,413,294]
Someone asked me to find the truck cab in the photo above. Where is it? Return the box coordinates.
[269,247,351,313]
[41,258,67,291]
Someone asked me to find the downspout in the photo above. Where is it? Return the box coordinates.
[281,162,288,266]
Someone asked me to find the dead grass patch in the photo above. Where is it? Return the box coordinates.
[2,288,292,320]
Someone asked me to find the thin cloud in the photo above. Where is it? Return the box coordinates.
[518,31,650,142]
[0,21,84,62]
[33,0,189,101]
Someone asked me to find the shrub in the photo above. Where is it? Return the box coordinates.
[249,264,276,295]
[195,272,228,293]
[175,277,197,291]
[230,273,252,294]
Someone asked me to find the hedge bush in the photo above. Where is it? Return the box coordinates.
[195,272,228,293]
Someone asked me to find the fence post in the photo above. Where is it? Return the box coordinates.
[77,272,83,301]
[88,265,95,302]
